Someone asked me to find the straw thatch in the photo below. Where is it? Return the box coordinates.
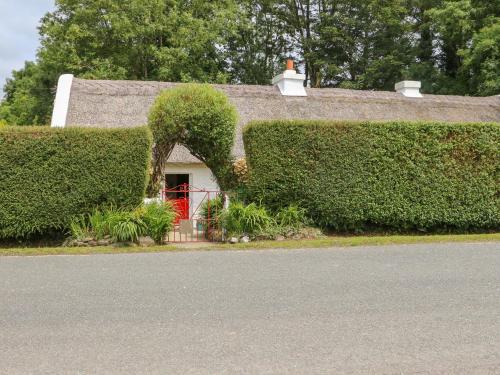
[65,78,500,163]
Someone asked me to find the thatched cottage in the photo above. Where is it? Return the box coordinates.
[51,64,500,217]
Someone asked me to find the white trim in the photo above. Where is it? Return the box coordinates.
[272,69,307,97]
[51,74,74,127]
[395,80,422,98]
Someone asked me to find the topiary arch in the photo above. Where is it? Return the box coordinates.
[148,84,238,194]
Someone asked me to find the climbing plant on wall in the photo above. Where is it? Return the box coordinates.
[148,84,238,194]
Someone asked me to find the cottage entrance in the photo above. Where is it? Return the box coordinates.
[162,181,224,243]
[165,174,190,222]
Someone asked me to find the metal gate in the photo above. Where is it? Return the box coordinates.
[162,183,224,242]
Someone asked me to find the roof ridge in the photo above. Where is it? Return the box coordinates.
[71,77,500,103]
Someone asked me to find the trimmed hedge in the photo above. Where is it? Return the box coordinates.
[148,84,238,192]
[243,120,500,232]
[0,126,152,239]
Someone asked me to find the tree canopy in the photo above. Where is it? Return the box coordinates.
[1,0,499,125]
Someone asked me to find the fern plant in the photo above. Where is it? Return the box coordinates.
[141,201,176,244]
[106,210,146,243]
[276,205,308,229]
[222,202,274,236]
[69,215,92,240]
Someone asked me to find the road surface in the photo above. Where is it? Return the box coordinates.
[1,242,499,374]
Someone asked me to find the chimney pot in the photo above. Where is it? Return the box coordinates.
[286,59,294,71]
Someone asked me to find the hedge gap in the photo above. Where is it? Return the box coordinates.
[0,126,152,239]
[243,120,500,232]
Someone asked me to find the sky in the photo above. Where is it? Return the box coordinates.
[0,0,54,91]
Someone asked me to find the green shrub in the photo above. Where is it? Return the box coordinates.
[0,126,152,239]
[222,202,275,236]
[87,208,109,240]
[70,207,117,241]
[106,209,147,243]
[275,205,308,229]
[69,203,175,244]
[69,215,92,240]
[141,201,176,244]
[244,120,500,232]
[148,84,238,191]
[200,196,224,222]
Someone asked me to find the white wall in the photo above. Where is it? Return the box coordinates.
[164,163,220,219]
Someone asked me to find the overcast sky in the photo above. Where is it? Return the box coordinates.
[0,0,54,90]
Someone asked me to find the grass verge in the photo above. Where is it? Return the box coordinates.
[0,233,498,257]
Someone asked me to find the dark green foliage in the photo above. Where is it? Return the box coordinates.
[141,202,176,244]
[148,84,238,190]
[244,120,500,232]
[220,201,312,239]
[3,0,498,127]
[222,202,275,236]
[0,126,152,239]
[200,196,225,222]
[0,61,55,125]
[70,202,175,244]
[275,205,308,229]
[105,210,147,243]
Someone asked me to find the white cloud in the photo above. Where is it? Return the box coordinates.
[0,0,54,90]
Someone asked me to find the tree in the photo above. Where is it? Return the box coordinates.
[225,0,292,85]
[0,62,54,125]
[1,0,243,125]
[316,0,412,90]
[424,0,473,94]
[2,0,499,126]
[461,20,500,96]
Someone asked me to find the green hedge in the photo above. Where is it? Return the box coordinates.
[243,120,500,232]
[0,126,152,239]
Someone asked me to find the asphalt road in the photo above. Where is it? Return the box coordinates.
[1,242,499,374]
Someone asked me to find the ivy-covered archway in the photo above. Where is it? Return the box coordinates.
[148,84,238,194]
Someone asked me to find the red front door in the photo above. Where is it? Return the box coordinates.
[172,197,189,223]
[164,174,191,224]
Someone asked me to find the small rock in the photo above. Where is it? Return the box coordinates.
[88,240,98,246]
[83,237,94,243]
[138,236,155,247]
[229,237,239,244]
[275,235,285,241]
[97,239,110,246]
[239,235,250,243]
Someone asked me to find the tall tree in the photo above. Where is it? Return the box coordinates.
[316,0,412,90]
[225,0,292,84]
[461,19,500,95]
[1,0,498,125]
[1,0,243,125]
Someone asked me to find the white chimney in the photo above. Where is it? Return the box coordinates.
[395,80,422,98]
[272,60,307,97]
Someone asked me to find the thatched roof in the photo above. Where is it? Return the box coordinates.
[65,78,500,163]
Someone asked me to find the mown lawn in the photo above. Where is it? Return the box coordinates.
[1,233,498,256]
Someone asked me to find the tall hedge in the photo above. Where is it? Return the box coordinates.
[0,126,152,239]
[243,120,500,232]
